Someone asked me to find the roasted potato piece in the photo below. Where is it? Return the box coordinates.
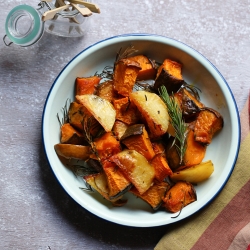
[162,181,197,213]
[120,124,156,161]
[194,107,224,145]
[170,160,214,183]
[54,144,91,160]
[113,58,141,97]
[154,59,185,94]
[75,76,101,95]
[113,97,140,125]
[94,132,121,162]
[76,94,116,132]
[103,161,132,200]
[96,80,118,103]
[150,154,173,182]
[60,123,86,145]
[130,181,170,210]
[130,90,169,139]
[127,54,157,80]
[110,149,155,195]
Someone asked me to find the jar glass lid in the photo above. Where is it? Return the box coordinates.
[5,4,44,46]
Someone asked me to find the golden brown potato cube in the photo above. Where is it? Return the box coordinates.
[110,149,155,195]
[194,107,224,145]
[54,144,91,160]
[154,59,184,94]
[162,181,197,213]
[113,58,141,97]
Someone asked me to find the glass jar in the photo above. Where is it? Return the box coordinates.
[4,1,91,47]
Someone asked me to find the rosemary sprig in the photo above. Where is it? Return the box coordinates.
[115,44,138,62]
[57,98,71,127]
[159,86,188,164]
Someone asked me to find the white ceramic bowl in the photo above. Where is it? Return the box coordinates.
[42,34,240,227]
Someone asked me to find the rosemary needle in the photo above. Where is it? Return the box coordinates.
[159,85,188,164]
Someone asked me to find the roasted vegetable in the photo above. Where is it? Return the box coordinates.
[96,80,118,103]
[162,181,197,213]
[68,101,85,131]
[194,107,224,145]
[103,161,132,200]
[60,123,86,145]
[150,154,173,182]
[127,54,157,80]
[112,120,128,140]
[113,58,141,97]
[170,160,214,183]
[130,181,170,210]
[76,94,116,132]
[94,132,121,162]
[113,97,140,125]
[75,76,101,95]
[54,144,91,160]
[130,90,169,139]
[110,149,155,195]
[120,124,156,161]
[154,59,185,94]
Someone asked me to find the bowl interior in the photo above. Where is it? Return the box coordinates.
[42,34,240,227]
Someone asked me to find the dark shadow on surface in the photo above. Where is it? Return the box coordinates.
[38,136,168,249]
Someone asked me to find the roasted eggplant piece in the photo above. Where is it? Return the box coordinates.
[154,59,185,94]
[194,107,224,145]
[113,58,141,97]
[162,181,197,213]
[120,124,156,161]
[96,80,118,103]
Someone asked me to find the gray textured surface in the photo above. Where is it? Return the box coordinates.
[0,0,249,249]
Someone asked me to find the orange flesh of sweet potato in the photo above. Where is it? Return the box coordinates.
[194,108,224,145]
[113,59,141,97]
[154,59,184,94]
[162,181,197,213]
[102,161,132,200]
[75,76,101,95]
[120,124,156,161]
[152,141,166,156]
[60,123,86,145]
[96,80,118,103]
[113,97,140,125]
[150,154,173,182]
[68,101,85,131]
[112,120,128,140]
[130,181,170,210]
[127,55,157,80]
[94,132,121,162]
[183,129,206,167]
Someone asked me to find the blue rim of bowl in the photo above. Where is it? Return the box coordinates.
[41,33,241,227]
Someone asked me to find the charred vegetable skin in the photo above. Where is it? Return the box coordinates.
[54,48,224,215]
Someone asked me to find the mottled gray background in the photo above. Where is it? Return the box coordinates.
[0,0,249,249]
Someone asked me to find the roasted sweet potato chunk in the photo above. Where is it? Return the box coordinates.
[194,107,224,145]
[162,181,197,213]
[127,55,157,80]
[120,124,156,161]
[103,161,132,200]
[68,101,85,131]
[60,123,86,145]
[130,181,170,210]
[113,58,141,97]
[154,59,184,94]
[150,154,173,182]
[94,132,121,162]
[75,76,101,95]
